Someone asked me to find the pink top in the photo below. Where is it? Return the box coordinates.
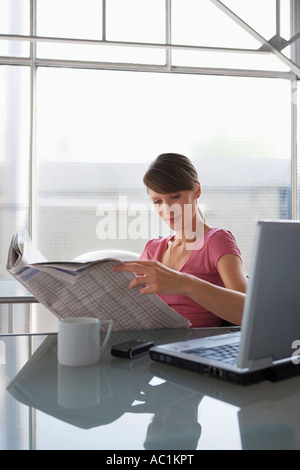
[140,228,242,328]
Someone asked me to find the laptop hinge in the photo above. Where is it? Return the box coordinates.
[246,356,273,370]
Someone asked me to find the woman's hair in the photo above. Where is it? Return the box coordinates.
[143,153,199,194]
[144,153,206,221]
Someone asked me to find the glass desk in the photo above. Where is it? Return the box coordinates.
[1,327,300,451]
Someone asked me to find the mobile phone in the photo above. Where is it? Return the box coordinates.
[111,339,154,358]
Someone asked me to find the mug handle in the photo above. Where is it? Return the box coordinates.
[99,319,114,354]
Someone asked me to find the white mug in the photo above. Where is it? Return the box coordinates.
[57,317,113,367]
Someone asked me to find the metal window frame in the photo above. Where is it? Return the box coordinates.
[0,0,298,231]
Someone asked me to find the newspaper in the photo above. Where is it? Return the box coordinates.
[6,232,190,330]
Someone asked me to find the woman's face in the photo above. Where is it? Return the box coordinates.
[148,185,200,232]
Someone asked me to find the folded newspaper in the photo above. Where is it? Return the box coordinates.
[6,232,190,330]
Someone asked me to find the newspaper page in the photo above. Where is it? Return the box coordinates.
[6,233,190,330]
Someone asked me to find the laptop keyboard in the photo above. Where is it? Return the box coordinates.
[183,342,239,365]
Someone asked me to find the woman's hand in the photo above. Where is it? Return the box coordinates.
[113,260,188,295]
[113,258,246,325]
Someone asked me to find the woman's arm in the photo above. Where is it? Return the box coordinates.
[181,269,246,326]
[113,258,247,325]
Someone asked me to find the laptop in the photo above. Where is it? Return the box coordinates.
[150,220,300,385]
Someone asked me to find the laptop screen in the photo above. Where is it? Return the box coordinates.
[238,220,300,368]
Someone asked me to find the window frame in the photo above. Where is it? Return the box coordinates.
[0,0,299,239]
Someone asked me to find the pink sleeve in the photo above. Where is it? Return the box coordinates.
[208,230,242,269]
[139,240,151,260]
[139,237,167,261]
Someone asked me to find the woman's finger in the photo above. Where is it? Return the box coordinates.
[128,275,149,289]
[113,261,154,276]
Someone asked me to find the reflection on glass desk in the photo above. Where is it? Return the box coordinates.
[1,327,300,450]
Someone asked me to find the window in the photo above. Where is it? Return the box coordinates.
[0,0,30,57]
[0,66,30,277]
[36,68,291,270]
[0,0,299,331]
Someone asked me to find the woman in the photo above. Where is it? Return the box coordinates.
[113,153,247,326]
